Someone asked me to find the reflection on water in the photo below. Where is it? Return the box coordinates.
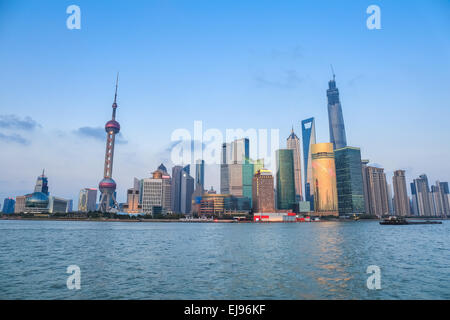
[0,220,449,299]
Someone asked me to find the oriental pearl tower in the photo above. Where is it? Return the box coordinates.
[98,74,121,213]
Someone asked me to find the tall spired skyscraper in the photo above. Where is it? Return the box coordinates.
[98,75,121,213]
[286,127,303,202]
[327,70,347,150]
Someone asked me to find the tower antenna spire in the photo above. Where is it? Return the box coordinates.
[330,64,335,81]
[114,72,119,104]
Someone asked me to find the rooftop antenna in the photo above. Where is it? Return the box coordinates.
[330,64,335,81]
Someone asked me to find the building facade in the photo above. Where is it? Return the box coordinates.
[78,188,97,212]
[141,167,172,215]
[123,178,142,214]
[2,198,15,214]
[392,170,410,216]
[180,170,194,214]
[252,169,275,213]
[287,128,303,202]
[411,174,433,216]
[311,143,338,216]
[334,146,365,215]
[301,118,316,208]
[276,149,296,210]
[195,159,205,190]
[364,165,389,217]
[327,74,347,150]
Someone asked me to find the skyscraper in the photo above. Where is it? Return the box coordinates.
[195,159,205,190]
[311,143,338,216]
[231,138,250,164]
[252,169,275,213]
[392,170,410,216]
[364,165,389,217]
[171,165,184,213]
[171,165,192,214]
[327,72,347,150]
[242,162,254,203]
[220,138,251,199]
[361,160,371,214]
[439,182,450,216]
[411,174,433,216]
[180,170,194,214]
[334,146,365,216]
[98,75,121,213]
[276,149,296,210]
[287,127,303,202]
[220,143,231,194]
[430,181,449,217]
[78,188,97,212]
[301,118,316,207]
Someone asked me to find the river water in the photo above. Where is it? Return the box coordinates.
[0,220,448,299]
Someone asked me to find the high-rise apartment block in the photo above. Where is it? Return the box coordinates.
[392,170,410,216]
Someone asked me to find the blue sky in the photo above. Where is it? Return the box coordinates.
[0,0,449,207]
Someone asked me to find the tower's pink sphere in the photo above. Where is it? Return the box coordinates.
[105,120,120,133]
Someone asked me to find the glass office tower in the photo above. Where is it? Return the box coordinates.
[334,146,365,215]
[301,118,316,208]
[276,149,296,210]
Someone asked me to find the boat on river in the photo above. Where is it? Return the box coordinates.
[380,216,442,225]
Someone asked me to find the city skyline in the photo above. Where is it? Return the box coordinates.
[1,1,450,207]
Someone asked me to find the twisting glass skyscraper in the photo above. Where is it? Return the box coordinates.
[327,73,347,150]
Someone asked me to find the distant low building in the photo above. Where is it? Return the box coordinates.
[78,188,97,212]
[141,165,172,215]
[2,198,15,214]
[15,171,71,214]
[123,178,142,214]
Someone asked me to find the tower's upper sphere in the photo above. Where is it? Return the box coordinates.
[99,178,117,192]
[105,120,120,133]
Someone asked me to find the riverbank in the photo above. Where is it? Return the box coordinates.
[1,215,445,223]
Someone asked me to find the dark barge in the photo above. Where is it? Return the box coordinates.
[380,216,442,225]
